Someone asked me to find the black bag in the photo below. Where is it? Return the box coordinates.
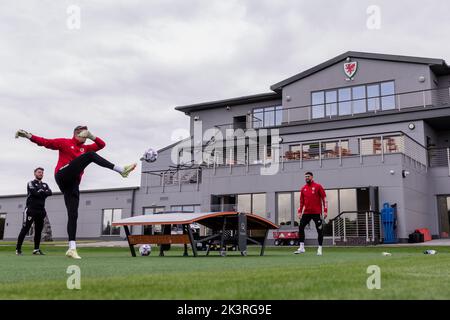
[408,231,424,243]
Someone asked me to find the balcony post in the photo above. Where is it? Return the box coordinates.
[319,141,322,168]
[178,169,181,192]
[229,148,233,174]
[343,218,347,242]
[300,143,303,169]
[365,212,369,243]
[339,139,342,166]
[447,148,450,176]
[196,168,200,191]
[380,135,384,163]
[281,144,285,171]
[246,145,249,173]
[162,172,165,193]
[371,212,376,243]
[422,90,426,108]
[359,138,363,164]
[264,145,267,166]
[332,220,335,245]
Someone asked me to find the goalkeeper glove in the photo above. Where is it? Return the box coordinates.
[15,129,32,139]
[77,130,96,140]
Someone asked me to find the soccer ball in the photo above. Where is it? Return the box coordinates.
[141,148,158,163]
[139,244,152,256]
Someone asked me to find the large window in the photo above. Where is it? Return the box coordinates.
[276,189,356,236]
[101,208,122,236]
[312,81,396,119]
[277,193,292,226]
[253,106,282,128]
[237,193,267,218]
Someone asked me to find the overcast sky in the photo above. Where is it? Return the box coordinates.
[1,0,449,195]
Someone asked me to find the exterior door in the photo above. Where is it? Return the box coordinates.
[0,214,6,240]
[437,196,450,238]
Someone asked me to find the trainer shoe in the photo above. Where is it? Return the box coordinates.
[120,163,137,178]
[32,249,45,255]
[16,249,23,256]
[66,249,82,259]
[294,248,306,254]
[317,247,323,256]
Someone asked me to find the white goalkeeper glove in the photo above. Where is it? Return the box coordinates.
[77,130,96,140]
[15,129,32,139]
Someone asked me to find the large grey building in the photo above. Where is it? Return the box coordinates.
[2,51,450,243]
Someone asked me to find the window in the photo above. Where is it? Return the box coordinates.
[367,84,380,111]
[252,108,264,128]
[170,205,201,213]
[338,88,352,115]
[383,136,403,153]
[102,208,122,236]
[311,81,396,118]
[277,193,292,225]
[381,81,395,110]
[277,189,358,237]
[322,140,350,159]
[252,106,282,128]
[352,86,366,114]
[237,194,251,213]
[339,189,357,222]
[142,206,165,235]
[325,91,338,117]
[361,135,403,155]
[170,205,201,234]
[252,194,267,217]
[312,92,325,119]
[237,193,267,218]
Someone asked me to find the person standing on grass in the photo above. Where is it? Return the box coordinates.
[16,167,52,256]
[15,126,137,259]
[294,171,327,256]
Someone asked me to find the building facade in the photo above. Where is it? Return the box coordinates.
[1,51,450,243]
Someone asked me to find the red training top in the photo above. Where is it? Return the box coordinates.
[299,181,327,214]
[30,135,106,181]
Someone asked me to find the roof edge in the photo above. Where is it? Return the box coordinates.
[175,91,281,113]
[270,51,446,91]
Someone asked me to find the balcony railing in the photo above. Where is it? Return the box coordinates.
[330,210,382,245]
[214,86,450,131]
[280,86,450,125]
[197,131,428,172]
[143,167,202,193]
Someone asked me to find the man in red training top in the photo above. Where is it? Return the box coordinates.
[15,126,137,259]
[295,171,327,256]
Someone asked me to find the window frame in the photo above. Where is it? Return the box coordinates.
[252,105,283,128]
[101,208,122,236]
[311,80,396,119]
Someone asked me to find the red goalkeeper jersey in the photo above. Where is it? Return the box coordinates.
[299,181,327,214]
[30,135,106,181]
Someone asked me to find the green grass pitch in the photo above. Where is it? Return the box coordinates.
[1,243,449,299]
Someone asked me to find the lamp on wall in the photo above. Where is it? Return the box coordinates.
[402,170,410,178]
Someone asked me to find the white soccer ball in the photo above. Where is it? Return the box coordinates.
[141,148,158,163]
[139,244,152,256]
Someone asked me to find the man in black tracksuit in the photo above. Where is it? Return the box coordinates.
[16,167,52,255]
